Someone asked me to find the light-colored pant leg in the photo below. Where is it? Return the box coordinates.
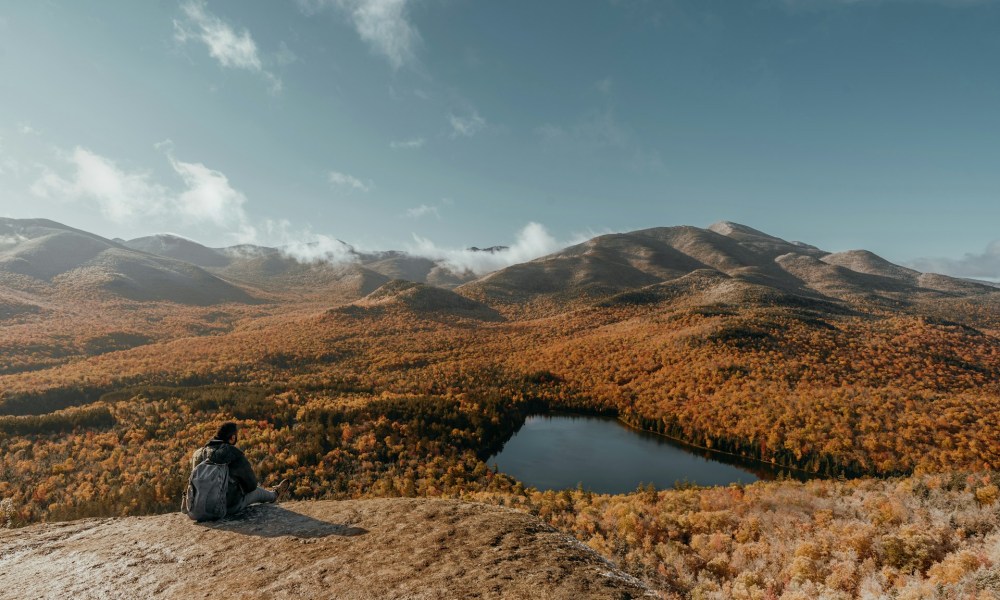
[236,486,277,512]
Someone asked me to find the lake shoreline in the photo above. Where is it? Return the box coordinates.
[489,414,783,494]
[611,415,819,480]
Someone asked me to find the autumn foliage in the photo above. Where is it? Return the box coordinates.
[3,280,1000,597]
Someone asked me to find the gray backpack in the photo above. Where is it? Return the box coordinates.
[183,459,230,522]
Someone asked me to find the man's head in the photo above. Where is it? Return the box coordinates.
[215,421,238,444]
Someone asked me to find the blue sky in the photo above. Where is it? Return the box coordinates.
[1,0,999,276]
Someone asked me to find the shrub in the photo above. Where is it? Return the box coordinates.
[927,550,989,585]
[879,525,953,573]
[975,484,999,507]
[0,498,16,528]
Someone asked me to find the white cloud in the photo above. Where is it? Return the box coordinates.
[407,222,575,275]
[448,111,486,138]
[31,148,170,223]
[909,241,1000,281]
[17,122,39,135]
[283,235,356,263]
[30,145,255,242]
[328,170,372,192]
[24,144,592,276]
[402,197,453,220]
[301,0,420,69]
[259,219,358,264]
[174,0,282,93]
[175,1,261,70]
[404,204,440,219]
[596,77,613,95]
[390,137,425,150]
[168,155,249,229]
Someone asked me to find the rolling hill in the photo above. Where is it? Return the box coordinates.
[122,234,232,268]
[113,218,998,315]
[459,221,995,309]
[350,279,503,321]
[123,234,478,302]
[0,219,256,305]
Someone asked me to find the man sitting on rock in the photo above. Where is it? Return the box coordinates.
[187,422,289,517]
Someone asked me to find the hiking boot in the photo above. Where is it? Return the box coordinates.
[274,479,290,502]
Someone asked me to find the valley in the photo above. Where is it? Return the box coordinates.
[2,217,1000,597]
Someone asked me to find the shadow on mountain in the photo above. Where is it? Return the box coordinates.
[204,504,368,539]
[351,280,505,322]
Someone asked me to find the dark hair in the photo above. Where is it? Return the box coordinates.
[215,421,238,441]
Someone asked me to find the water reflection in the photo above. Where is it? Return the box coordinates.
[489,414,806,494]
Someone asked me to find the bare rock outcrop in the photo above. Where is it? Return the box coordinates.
[0,498,653,599]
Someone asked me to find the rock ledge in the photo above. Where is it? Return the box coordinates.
[0,498,653,599]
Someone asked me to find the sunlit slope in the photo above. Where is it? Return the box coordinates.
[0,219,256,305]
[460,221,995,309]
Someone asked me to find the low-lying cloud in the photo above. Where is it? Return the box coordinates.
[0,233,27,247]
[251,218,358,264]
[909,241,1000,281]
[408,222,574,275]
[243,221,577,277]
[280,235,357,264]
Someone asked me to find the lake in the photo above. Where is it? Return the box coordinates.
[489,414,776,494]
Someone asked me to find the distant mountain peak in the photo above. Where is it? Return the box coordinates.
[124,234,231,269]
[708,221,785,241]
[7,217,998,312]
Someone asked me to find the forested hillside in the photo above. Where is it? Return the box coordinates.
[3,218,1000,597]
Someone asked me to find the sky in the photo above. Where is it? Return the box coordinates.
[1,0,999,277]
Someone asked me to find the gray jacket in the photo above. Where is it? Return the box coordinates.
[191,439,259,512]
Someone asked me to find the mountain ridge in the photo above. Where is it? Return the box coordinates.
[0,219,257,305]
[3,217,997,314]
[459,222,995,311]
